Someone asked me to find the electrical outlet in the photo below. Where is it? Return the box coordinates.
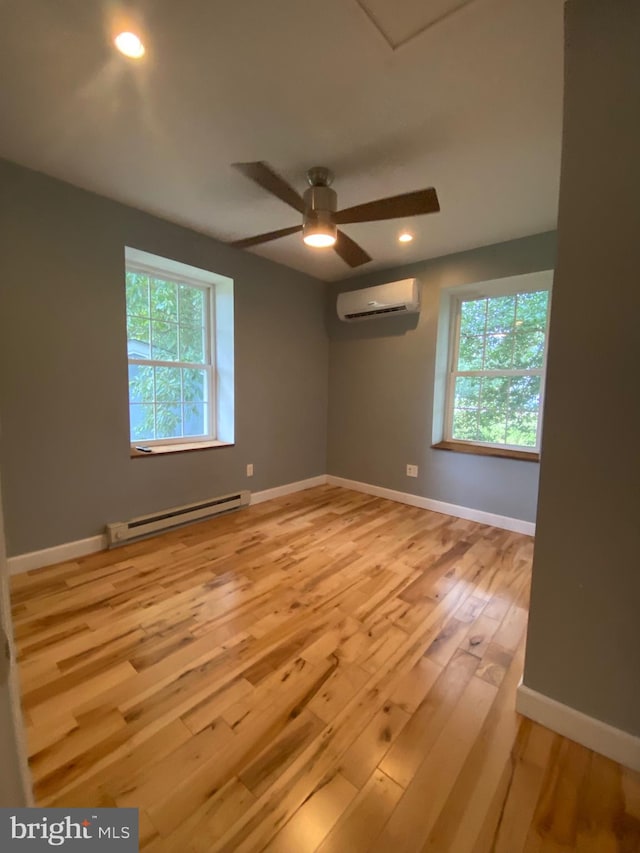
[406,464,418,478]
[246,463,254,477]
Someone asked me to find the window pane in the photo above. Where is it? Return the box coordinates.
[516,290,548,330]
[486,295,516,334]
[155,404,183,439]
[127,316,150,358]
[150,278,178,321]
[459,299,486,336]
[477,409,507,444]
[130,404,155,441]
[151,321,179,361]
[477,377,509,443]
[506,412,538,447]
[184,403,207,437]
[457,335,484,370]
[509,375,541,412]
[481,376,509,412]
[507,377,541,447]
[128,365,154,403]
[126,273,149,318]
[179,285,205,326]
[179,324,205,363]
[514,330,545,369]
[452,409,479,441]
[183,368,207,403]
[454,376,481,408]
[484,332,514,370]
[155,366,182,402]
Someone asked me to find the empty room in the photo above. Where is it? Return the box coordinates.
[0,1,638,851]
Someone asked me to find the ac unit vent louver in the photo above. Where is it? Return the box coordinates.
[106,490,250,546]
[344,305,408,319]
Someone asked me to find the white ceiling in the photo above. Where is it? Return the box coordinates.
[0,0,564,281]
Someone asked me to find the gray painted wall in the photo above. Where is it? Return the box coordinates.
[327,232,556,522]
[523,0,640,736]
[0,159,328,556]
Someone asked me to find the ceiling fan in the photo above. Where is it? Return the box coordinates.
[228,162,440,268]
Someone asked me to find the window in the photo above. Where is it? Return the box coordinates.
[124,248,234,450]
[437,272,552,456]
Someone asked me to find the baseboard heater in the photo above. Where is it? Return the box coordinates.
[106,490,251,546]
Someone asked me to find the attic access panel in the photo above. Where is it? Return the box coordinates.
[356,0,477,49]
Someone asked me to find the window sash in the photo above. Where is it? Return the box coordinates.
[444,292,550,452]
[126,266,216,444]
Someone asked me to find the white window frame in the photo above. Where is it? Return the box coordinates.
[441,271,553,454]
[125,253,217,447]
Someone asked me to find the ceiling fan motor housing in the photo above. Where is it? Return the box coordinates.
[303,181,337,243]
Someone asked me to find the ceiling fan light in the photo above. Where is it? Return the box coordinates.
[114,31,145,58]
[303,218,337,248]
[303,182,337,248]
[303,232,337,248]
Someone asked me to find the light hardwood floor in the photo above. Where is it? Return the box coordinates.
[10,486,640,852]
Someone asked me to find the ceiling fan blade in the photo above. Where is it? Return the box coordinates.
[335,187,440,224]
[334,230,372,268]
[232,162,305,214]
[229,225,302,249]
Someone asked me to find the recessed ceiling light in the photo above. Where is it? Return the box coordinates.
[114,31,145,59]
[398,232,413,243]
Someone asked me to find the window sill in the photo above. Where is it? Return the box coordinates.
[131,440,233,458]
[432,440,539,462]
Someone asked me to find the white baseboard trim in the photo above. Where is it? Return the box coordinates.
[326,475,535,535]
[250,475,328,506]
[7,534,108,576]
[516,683,640,772]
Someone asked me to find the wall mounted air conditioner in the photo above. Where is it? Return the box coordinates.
[336,278,420,322]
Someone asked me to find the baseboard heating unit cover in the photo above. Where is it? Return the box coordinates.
[106,491,250,545]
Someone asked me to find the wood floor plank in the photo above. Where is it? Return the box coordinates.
[369,675,498,853]
[574,752,630,853]
[10,485,634,853]
[379,649,481,789]
[45,718,193,808]
[142,776,256,853]
[340,700,410,790]
[262,771,358,853]
[388,655,442,715]
[182,677,255,735]
[315,768,405,853]
[419,644,526,853]
[530,736,592,848]
[305,662,370,725]
[239,708,325,798]
[491,722,559,853]
[26,713,78,758]
[26,660,137,725]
